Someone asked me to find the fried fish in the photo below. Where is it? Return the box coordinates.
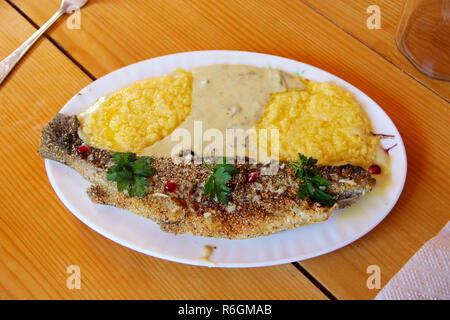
[39,114,376,239]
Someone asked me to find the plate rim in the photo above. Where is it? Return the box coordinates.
[44,50,407,267]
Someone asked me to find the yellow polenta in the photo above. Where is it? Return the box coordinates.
[79,65,378,168]
[80,69,192,153]
[255,81,378,168]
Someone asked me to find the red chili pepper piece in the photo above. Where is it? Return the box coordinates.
[77,144,88,154]
[164,181,177,192]
[368,164,381,174]
[247,172,259,183]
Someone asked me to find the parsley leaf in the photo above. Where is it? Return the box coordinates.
[203,157,239,204]
[129,176,151,198]
[107,152,157,198]
[290,153,336,207]
[296,183,309,199]
[310,188,336,207]
[133,156,156,176]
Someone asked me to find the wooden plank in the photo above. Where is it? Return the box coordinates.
[9,0,450,299]
[304,0,450,100]
[0,1,327,300]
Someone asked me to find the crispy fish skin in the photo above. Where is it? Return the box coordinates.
[39,114,376,239]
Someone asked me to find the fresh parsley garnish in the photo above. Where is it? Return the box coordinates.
[203,157,239,204]
[106,152,157,198]
[290,153,336,207]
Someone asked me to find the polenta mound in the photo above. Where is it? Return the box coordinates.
[256,81,379,168]
[79,69,193,153]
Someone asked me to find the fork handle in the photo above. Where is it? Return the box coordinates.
[0,8,64,86]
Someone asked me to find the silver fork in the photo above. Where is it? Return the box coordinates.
[0,0,88,86]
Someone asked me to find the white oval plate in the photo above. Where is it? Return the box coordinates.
[45,51,407,267]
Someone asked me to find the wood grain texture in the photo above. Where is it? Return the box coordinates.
[6,0,450,299]
[304,0,450,101]
[0,1,327,300]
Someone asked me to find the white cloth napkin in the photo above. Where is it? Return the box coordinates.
[375,221,450,300]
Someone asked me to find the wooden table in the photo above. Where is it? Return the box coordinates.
[0,0,448,300]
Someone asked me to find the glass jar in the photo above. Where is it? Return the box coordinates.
[396,0,450,81]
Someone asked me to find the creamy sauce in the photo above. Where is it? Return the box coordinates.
[197,245,217,265]
[141,64,305,157]
[370,146,392,196]
[335,146,392,226]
